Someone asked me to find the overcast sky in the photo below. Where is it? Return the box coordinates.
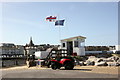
[1,2,118,46]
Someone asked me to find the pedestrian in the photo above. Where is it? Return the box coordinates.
[38,59,41,67]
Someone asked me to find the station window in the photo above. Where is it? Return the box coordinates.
[74,41,78,47]
[62,43,65,47]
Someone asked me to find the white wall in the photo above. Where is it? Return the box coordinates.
[115,45,120,50]
[80,48,85,55]
[61,41,67,49]
[73,47,85,56]
[73,47,79,55]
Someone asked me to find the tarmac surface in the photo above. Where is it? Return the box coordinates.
[1,65,119,78]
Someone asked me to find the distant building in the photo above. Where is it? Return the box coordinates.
[85,46,115,51]
[24,37,37,55]
[108,46,116,50]
[24,37,60,56]
[0,43,24,58]
[85,46,116,55]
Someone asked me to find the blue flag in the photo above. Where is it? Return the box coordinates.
[55,20,65,26]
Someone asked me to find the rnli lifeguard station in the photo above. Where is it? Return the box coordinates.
[60,36,86,56]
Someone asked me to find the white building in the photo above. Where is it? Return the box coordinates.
[60,36,86,56]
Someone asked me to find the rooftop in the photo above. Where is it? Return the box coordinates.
[61,36,86,42]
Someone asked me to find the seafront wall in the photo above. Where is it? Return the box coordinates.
[1,59,26,67]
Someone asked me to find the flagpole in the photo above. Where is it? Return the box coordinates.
[57,14,61,44]
[59,25,61,43]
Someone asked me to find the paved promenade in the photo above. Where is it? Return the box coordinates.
[1,66,119,78]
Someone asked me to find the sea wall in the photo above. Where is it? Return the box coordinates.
[1,59,26,67]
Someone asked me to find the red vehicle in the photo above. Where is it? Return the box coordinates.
[50,56,75,70]
[41,49,75,70]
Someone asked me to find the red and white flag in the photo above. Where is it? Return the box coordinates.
[46,16,57,22]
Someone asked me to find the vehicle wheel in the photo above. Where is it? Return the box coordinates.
[65,62,74,70]
[57,66,61,69]
[47,65,50,68]
[47,61,51,68]
[51,63,58,70]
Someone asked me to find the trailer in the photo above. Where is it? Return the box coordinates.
[40,49,75,70]
[34,51,49,60]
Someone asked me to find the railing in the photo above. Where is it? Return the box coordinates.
[0,54,26,60]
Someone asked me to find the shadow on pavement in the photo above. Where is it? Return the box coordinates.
[60,68,92,71]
